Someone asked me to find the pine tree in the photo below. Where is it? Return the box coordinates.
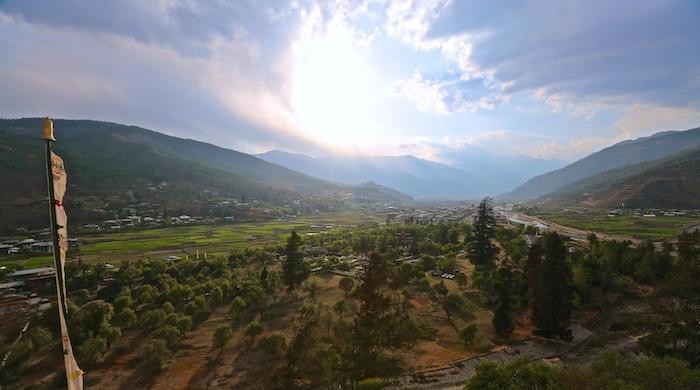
[534,232,574,340]
[468,198,498,267]
[525,240,544,316]
[492,266,514,336]
[282,231,308,293]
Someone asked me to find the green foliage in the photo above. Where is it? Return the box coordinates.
[112,308,137,329]
[113,294,134,312]
[534,232,574,340]
[357,377,384,389]
[259,334,286,356]
[142,339,171,372]
[28,327,52,350]
[175,315,193,335]
[282,231,309,292]
[213,325,233,351]
[468,198,498,267]
[229,296,247,319]
[244,321,263,344]
[492,267,515,336]
[339,277,355,298]
[77,337,109,367]
[459,324,478,347]
[465,359,560,390]
[152,325,181,345]
[139,309,166,331]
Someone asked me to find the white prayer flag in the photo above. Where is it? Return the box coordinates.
[51,151,84,390]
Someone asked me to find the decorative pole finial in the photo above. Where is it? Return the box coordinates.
[42,117,56,141]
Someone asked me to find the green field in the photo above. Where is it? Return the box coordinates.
[1,212,381,269]
[538,211,700,240]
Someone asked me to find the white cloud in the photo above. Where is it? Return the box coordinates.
[613,104,700,139]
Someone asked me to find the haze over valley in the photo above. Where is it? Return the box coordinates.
[1,1,700,389]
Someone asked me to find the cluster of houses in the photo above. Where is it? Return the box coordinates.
[605,208,699,218]
[0,237,79,256]
[380,204,478,225]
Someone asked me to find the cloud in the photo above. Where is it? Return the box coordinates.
[613,104,700,139]
[386,0,700,115]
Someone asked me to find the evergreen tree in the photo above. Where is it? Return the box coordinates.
[492,267,514,336]
[468,198,498,267]
[534,232,574,340]
[282,231,309,293]
[525,240,544,316]
[345,252,411,382]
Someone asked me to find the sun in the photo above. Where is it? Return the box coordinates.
[291,23,383,148]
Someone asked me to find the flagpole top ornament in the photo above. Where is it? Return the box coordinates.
[42,117,56,141]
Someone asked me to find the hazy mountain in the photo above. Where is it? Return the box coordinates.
[542,147,700,209]
[258,150,493,199]
[501,126,700,200]
[0,118,409,228]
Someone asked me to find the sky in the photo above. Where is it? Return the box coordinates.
[1,0,699,163]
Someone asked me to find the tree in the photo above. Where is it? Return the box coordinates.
[153,325,181,345]
[442,293,465,324]
[344,253,413,382]
[525,240,544,316]
[143,339,171,372]
[245,321,263,345]
[455,273,468,289]
[303,277,320,301]
[229,296,247,320]
[175,315,193,335]
[77,337,108,366]
[492,267,514,337]
[460,324,478,347]
[259,334,286,357]
[534,232,574,340]
[465,359,560,390]
[213,325,233,352]
[468,198,498,267]
[282,231,309,292]
[139,309,166,331]
[112,308,137,329]
[113,294,134,312]
[339,277,355,299]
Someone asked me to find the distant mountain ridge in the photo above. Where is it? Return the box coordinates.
[542,147,700,209]
[501,126,700,200]
[257,150,564,199]
[0,118,408,229]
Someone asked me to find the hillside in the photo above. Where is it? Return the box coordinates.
[501,126,700,200]
[0,118,408,229]
[258,150,493,199]
[543,147,700,209]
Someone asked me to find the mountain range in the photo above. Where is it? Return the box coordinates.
[0,118,408,229]
[501,126,700,201]
[257,150,563,199]
[542,146,700,209]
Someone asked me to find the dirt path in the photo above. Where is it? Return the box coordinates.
[387,324,593,389]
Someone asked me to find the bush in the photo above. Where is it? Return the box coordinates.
[175,315,193,335]
[142,339,171,372]
[152,325,181,345]
[259,334,286,356]
[28,327,52,350]
[357,377,384,389]
[139,309,165,330]
[460,324,478,347]
[244,321,263,344]
[77,337,108,367]
[213,325,233,351]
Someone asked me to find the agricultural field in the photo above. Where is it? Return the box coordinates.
[537,210,700,241]
[0,212,382,269]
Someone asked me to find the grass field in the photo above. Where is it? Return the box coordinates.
[538,211,700,240]
[1,212,381,269]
